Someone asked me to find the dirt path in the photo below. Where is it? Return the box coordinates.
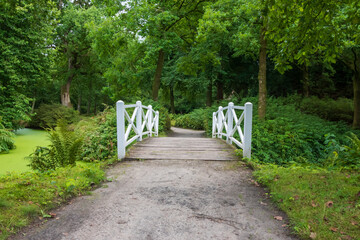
[14,128,296,240]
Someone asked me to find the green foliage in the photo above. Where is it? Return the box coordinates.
[0,0,56,130]
[78,108,117,162]
[177,96,359,168]
[0,163,105,239]
[252,164,360,240]
[174,108,210,130]
[0,119,15,153]
[299,96,353,123]
[28,120,83,171]
[29,104,80,129]
[78,103,171,162]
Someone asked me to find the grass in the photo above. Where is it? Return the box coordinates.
[0,129,49,175]
[252,164,360,240]
[0,162,105,239]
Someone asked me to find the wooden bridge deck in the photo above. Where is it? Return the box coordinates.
[125,127,238,161]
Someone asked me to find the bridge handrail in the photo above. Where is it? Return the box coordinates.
[212,102,253,159]
[116,100,159,159]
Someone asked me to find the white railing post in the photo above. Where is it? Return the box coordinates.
[243,102,253,159]
[227,102,234,144]
[116,100,126,159]
[155,111,159,136]
[217,106,223,138]
[148,105,153,137]
[136,101,142,141]
[212,112,216,138]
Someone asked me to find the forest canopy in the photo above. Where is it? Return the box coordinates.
[0,0,359,129]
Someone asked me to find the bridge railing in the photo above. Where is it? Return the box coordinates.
[116,100,159,159]
[212,102,253,159]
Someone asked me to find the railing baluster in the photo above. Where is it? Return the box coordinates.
[116,100,160,159]
[212,102,253,159]
[136,101,142,141]
[217,106,223,138]
[243,102,253,159]
[148,105,153,137]
[116,100,126,159]
[227,102,234,144]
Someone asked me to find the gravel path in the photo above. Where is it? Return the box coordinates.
[14,128,297,240]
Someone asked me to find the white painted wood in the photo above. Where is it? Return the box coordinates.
[136,101,142,141]
[212,102,253,159]
[116,101,126,159]
[243,102,253,159]
[117,100,159,159]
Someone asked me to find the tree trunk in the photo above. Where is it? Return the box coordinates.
[93,95,97,115]
[258,26,267,120]
[61,57,74,108]
[87,95,91,115]
[31,97,36,114]
[353,71,360,129]
[152,50,165,101]
[61,79,73,108]
[206,79,212,107]
[216,80,224,101]
[302,65,310,97]
[170,86,175,114]
[77,93,81,112]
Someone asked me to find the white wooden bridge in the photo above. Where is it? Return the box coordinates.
[116,101,252,161]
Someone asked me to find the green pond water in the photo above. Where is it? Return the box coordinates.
[0,128,49,175]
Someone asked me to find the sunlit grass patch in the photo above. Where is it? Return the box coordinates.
[0,163,105,239]
[253,164,360,239]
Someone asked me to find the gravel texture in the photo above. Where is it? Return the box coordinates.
[14,160,296,240]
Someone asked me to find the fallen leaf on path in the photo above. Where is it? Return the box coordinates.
[50,213,56,218]
[260,201,267,206]
[274,216,283,221]
[341,235,352,240]
[309,232,317,239]
[326,201,333,207]
[330,227,338,232]
[282,224,287,227]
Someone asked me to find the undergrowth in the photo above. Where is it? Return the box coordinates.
[0,163,105,239]
[251,163,360,240]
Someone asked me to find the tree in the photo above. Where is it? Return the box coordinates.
[55,3,104,108]
[0,0,56,129]
[123,0,210,101]
[267,0,360,127]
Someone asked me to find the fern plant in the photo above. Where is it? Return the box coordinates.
[28,120,83,171]
[342,132,360,167]
[0,120,15,153]
[48,120,83,167]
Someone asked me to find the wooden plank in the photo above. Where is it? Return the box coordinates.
[125,127,238,161]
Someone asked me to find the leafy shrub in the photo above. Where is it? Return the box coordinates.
[28,120,83,171]
[174,108,210,130]
[29,104,80,129]
[177,96,359,167]
[299,96,353,123]
[78,102,171,162]
[78,108,117,162]
[0,119,15,153]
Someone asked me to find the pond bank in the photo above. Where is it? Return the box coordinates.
[0,128,48,175]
